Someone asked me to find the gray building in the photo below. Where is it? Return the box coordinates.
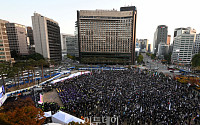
[153,25,168,54]
[66,34,79,58]
[77,6,137,64]
[6,23,29,55]
[158,42,169,59]
[32,13,62,62]
[139,39,148,52]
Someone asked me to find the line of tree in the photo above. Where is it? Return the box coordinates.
[11,51,45,61]
[136,54,144,64]
[0,58,56,93]
[146,52,156,60]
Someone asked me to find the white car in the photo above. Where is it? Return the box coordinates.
[154,67,159,70]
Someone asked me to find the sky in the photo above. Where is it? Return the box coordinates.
[1,0,200,46]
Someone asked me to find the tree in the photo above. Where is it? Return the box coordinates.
[0,61,10,92]
[25,65,33,85]
[18,62,26,87]
[164,52,172,64]
[26,53,44,61]
[7,65,18,87]
[28,59,36,84]
[2,97,35,112]
[49,59,55,77]
[192,53,200,67]
[13,63,21,88]
[67,54,76,60]
[10,50,20,60]
[0,97,45,125]
[136,54,144,64]
[151,53,156,59]
[38,59,47,79]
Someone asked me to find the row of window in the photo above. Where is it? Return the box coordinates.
[0,52,5,55]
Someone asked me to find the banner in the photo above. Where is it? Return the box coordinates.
[0,85,5,99]
[38,93,43,104]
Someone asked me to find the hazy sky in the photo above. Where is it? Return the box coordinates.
[1,0,200,45]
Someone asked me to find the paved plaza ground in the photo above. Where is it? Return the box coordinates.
[43,88,63,107]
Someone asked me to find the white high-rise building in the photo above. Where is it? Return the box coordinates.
[171,27,196,65]
[32,13,62,62]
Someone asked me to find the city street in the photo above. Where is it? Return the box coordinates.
[141,53,182,77]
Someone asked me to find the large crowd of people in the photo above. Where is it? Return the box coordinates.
[54,69,200,125]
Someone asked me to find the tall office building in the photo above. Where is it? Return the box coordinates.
[66,34,79,58]
[171,27,196,65]
[158,43,169,59]
[139,39,148,52]
[167,35,171,45]
[32,13,62,62]
[26,26,35,54]
[27,27,34,45]
[77,6,137,64]
[6,23,29,55]
[153,25,168,54]
[148,44,151,53]
[0,19,14,63]
[193,33,200,54]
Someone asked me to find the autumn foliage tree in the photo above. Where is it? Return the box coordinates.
[2,97,34,112]
[0,97,46,125]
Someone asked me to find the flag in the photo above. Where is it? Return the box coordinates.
[169,102,171,110]
[192,116,196,121]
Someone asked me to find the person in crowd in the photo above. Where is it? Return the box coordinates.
[52,69,200,125]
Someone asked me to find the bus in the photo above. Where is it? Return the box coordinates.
[179,69,188,75]
[168,66,175,70]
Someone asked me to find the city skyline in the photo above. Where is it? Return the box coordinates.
[1,0,200,46]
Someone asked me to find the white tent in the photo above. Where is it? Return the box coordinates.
[51,71,90,84]
[52,111,85,124]
[44,111,52,118]
[45,123,62,125]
